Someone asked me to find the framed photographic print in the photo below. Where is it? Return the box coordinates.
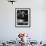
[15,8,31,27]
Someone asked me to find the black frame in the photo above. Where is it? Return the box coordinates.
[15,8,31,28]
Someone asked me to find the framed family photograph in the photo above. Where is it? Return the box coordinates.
[15,8,31,27]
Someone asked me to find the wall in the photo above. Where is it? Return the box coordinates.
[0,0,46,42]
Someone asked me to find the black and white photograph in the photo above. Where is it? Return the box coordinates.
[15,8,31,27]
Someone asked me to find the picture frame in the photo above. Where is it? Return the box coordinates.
[15,8,31,28]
